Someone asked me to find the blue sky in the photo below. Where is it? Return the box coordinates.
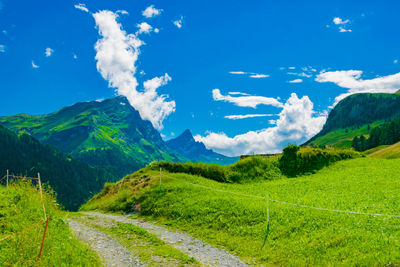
[1,0,400,156]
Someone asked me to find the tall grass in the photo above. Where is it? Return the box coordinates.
[0,180,101,266]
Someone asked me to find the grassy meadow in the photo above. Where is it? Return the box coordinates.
[0,180,101,266]
[82,157,400,265]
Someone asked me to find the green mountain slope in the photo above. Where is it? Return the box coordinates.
[166,129,238,165]
[0,125,112,210]
[306,93,400,148]
[0,97,185,178]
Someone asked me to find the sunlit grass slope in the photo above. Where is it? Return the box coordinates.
[368,141,400,159]
[82,158,400,265]
[0,181,101,266]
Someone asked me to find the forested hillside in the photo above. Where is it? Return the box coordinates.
[306,93,400,148]
[352,117,400,151]
[0,125,113,210]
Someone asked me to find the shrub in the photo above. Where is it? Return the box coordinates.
[279,145,362,177]
[227,156,282,182]
[155,162,227,182]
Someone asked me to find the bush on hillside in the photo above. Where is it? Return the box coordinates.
[279,145,362,177]
[156,162,227,182]
[227,156,282,182]
[152,156,282,183]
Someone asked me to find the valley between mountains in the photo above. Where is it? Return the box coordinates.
[1,91,400,266]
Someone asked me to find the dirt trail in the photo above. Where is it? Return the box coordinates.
[83,212,250,267]
[68,219,145,267]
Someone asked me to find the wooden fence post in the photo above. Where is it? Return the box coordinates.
[6,169,9,187]
[36,216,49,266]
[159,167,162,193]
[37,173,46,221]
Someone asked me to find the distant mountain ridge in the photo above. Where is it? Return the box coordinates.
[166,129,238,165]
[0,97,185,178]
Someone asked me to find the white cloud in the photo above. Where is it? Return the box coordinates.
[288,66,295,70]
[142,5,162,18]
[195,93,327,156]
[287,72,312,78]
[339,27,352,33]
[213,89,283,108]
[224,114,274,120]
[333,17,349,25]
[229,71,269,78]
[2,30,7,35]
[45,47,54,57]
[228,91,250,96]
[332,17,351,32]
[288,79,303,83]
[249,74,269,78]
[117,10,129,15]
[137,22,153,34]
[73,53,78,59]
[394,59,398,64]
[74,3,89,13]
[229,71,246,75]
[154,28,159,33]
[31,60,39,68]
[173,16,184,29]
[316,70,400,105]
[0,44,5,53]
[93,10,175,130]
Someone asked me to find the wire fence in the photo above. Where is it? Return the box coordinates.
[0,170,49,266]
[156,172,400,218]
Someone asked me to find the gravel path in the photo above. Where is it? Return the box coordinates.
[68,219,145,267]
[84,212,250,267]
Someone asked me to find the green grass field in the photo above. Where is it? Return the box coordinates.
[0,181,101,266]
[82,157,400,265]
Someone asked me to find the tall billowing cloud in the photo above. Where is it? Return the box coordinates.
[213,89,283,108]
[195,93,327,156]
[316,70,400,105]
[93,10,175,130]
